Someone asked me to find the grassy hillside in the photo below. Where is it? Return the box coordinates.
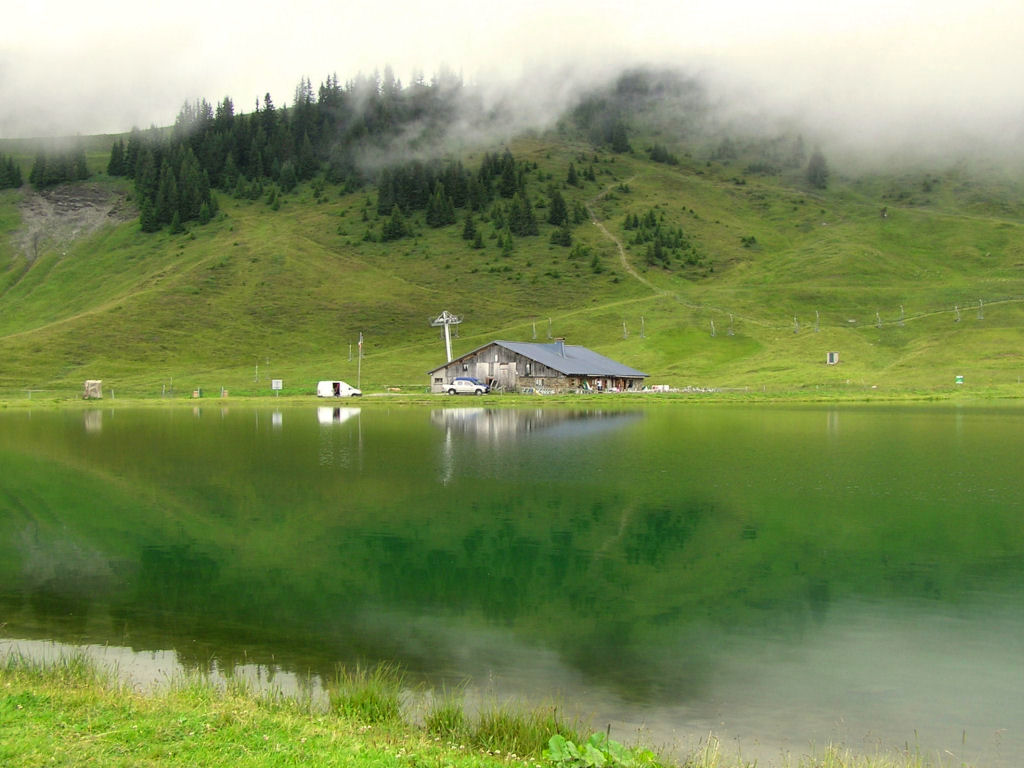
[2,131,1023,399]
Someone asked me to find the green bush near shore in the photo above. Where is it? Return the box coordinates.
[1,653,949,768]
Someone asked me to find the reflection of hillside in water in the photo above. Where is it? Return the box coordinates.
[430,408,643,441]
[4,408,1024,768]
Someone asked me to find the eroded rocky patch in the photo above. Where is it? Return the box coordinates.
[12,183,134,261]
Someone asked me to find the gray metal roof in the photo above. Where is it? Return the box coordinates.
[495,341,647,377]
[429,340,646,377]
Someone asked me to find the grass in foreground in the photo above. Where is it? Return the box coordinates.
[0,653,963,768]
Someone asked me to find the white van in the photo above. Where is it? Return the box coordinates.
[316,380,362,398]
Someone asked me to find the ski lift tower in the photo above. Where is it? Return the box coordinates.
[431,310,462,362]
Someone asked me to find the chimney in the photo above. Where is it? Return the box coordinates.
[554,337,565,357]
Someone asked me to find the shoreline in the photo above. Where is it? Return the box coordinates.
[3,386,1024,410]
[1,651,955,768]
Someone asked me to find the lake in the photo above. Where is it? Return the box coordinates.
[1,403,1021,765]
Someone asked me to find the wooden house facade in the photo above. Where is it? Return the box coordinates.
[428,340,648,394]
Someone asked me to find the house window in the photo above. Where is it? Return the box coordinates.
[525,362,532,375]
[462,364,469,372]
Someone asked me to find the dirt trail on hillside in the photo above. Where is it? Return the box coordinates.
[11,184,134,261]
[586,178,664,295]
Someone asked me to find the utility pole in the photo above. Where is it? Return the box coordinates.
[431,311,462,362]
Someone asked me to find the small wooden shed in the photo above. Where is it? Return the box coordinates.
[83,380,103,399]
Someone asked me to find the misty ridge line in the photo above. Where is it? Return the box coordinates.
[261,63,1024,177]
[6,60,1022,177]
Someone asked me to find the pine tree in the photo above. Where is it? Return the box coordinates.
[509,192,538,236]
[0,154,23,189]
[426,181,453,227]
[550,222,572,247]
[498,150,517,198]
[134,148,158,205]
[547,187,568,226]
[124,129,143,179]
[215,97,235,132]
[381,204,407,241]
[249,138,264,180]
[461,212,477,241]
[72,148,89,180]
[107,139,126,176]
[29,153,46,187]
[139,196,160,232]
[376,169,395,215]
[177,148,203,220]
[566,162,579,187]
[806,150,829,189]
[260,92,277,139]
[442,189,456,225]
[199,170,212,213]
[609,120,630,153]
[467,175,488,211]
[297,132,317,180]
[154,160,178,225]
[490,202,505,230]
[501,226,514,255]
[279,160,297,193]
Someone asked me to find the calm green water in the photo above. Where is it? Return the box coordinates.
[1,405,1022,765]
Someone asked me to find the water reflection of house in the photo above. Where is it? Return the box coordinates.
[432,407,643,485]
[427,339,648,394]
[430,408,558,439]
[431,407,642,441]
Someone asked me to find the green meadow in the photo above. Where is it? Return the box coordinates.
[2,131,1023,402]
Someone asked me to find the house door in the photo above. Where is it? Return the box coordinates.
[497,363,517,390]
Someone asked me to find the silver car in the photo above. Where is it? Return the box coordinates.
[447,377,489,395]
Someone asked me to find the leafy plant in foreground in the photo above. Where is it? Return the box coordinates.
[544,732,661,768]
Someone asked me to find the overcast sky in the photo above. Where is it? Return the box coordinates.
[3,0,1023,157]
